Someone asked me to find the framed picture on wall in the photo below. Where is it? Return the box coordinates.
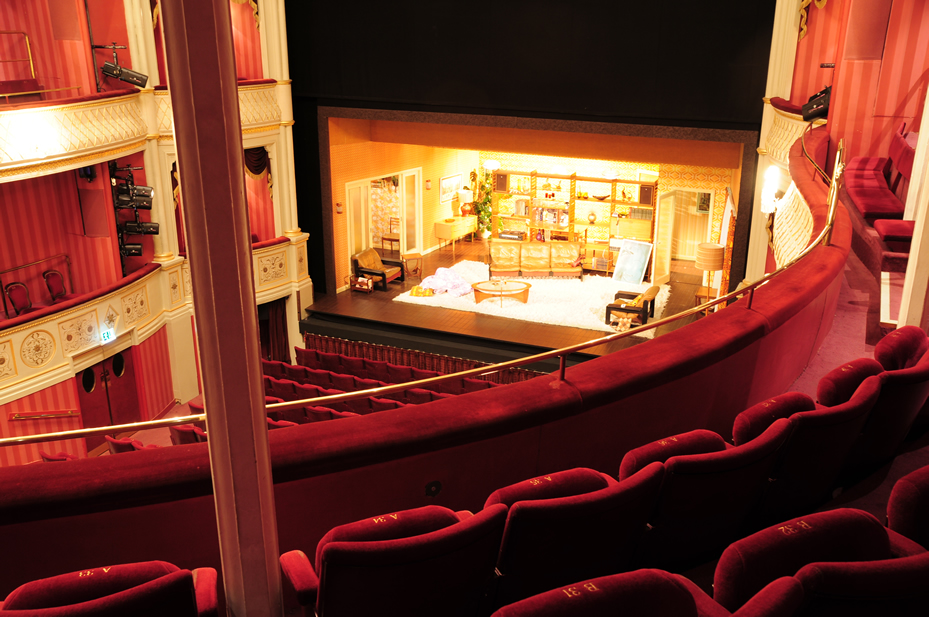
[696,192,711,213]
[440,174,461,203]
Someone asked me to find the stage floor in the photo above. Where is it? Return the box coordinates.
[302,239,703,369]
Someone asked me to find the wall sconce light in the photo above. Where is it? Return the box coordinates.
[760,165,783,214]
[425,180,431,190]
[335,203,343,214]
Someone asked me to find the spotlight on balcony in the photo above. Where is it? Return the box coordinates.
[115,185,154,209]
[120,243,143,257]
[101,61,148,88]
[122,221,160,235]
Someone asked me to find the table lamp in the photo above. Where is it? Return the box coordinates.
[695,242,725,312]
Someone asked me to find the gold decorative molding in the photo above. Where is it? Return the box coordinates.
[283,228,303,237]
[280,120,295,127]
[153,252,175,262]
[757,147,768,155]
[58,310,100,356]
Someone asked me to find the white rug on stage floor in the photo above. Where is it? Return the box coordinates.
[393,261,671,336]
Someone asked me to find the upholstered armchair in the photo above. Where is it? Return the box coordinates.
[352,248,405,291]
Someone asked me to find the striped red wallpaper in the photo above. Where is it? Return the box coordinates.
[0,0,93,100]
[0,172,121,309]
[134,325,175,421]
[230,1,263,80]
[0,379,86,467]
[791,0,843,106]
[246,171,276,241]
[873,1,929,124]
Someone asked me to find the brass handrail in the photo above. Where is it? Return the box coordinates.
[0,415,206,447]
[0,31,35,78]
[0,141,844,448]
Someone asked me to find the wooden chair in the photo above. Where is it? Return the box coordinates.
[381,217,401,252]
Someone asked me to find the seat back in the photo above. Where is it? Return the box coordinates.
[856,350,929,469]
[489,465,664,606]
[874,325,929,371]
[549,242,581,269]
[519,243,551,275]
[888,463,929,550]
[714,509,895,612]
[169,424,203,445]
[353,248,385,272]
[642,419,792,567]
[490,242,521,272]
[0,561,206,617]
[5,282,32,315]
[105,435,137,454]
[794,551,929,616]
[42,269,68,302]
[39,451,76,462]
[735,382,881,522]
[490,569,709,617]
[316,504,507,617]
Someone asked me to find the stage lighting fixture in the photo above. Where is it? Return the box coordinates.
[115,184,154,209]
[120,243,143,257]
[101,61,148,88]
[122,221,160,235]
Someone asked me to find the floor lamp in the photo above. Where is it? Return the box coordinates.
[695,242,725,314]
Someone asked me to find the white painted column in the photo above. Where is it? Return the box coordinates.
[745,0,801,282]
[122,0,161,85]
[898,92,929,330]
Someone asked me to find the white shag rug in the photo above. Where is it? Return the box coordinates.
[394,260,671,336]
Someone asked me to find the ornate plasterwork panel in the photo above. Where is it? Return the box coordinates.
[155,84,280,138]
[183,267,192,299]
[122,288,151,325]
[59,310,100,356]
[0,340,16,381]
[0,94,146,169]
[104,305,119,331]
[258,252,287,285]
[20,331,56,368]
[239,86,281,128]
[169,270,182,304]
[297,245,307,276]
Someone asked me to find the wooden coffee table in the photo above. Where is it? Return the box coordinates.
[472,280,531,306]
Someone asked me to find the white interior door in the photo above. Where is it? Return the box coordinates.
[346,181,369,263]
[400,169,422,254]
[654,191,674,285]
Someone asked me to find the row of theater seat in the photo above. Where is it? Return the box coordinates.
[845,121,917,272]
[492,508,929,616]
[289,348,499,393]
[9,462,926,616]
[264,374,453,412]
[2,269,75,318]
[274,325,929,615]
[277,465,929,617]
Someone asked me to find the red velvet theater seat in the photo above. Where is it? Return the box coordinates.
[887,463,929,550]
[714,509,928,615]
[619,422,792,568]
[489,569,730,617]
[279,504,507,617]
[105,435,137,454]
[42,269,77,303]
[818,348,929,477]
[731,380,880,524]
[4,282,39,317]
[484,465,663,607]
[169,424,207,445]
[0,560,218,616]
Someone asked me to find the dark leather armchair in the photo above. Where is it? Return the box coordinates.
[352,248,405,291]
